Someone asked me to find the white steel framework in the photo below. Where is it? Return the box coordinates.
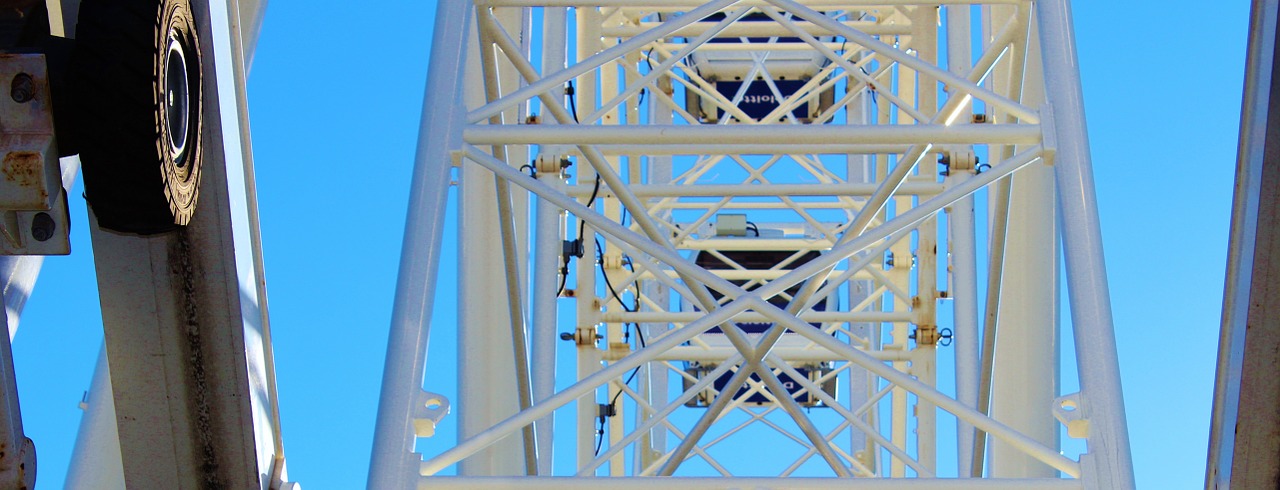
[369,0,1133,488]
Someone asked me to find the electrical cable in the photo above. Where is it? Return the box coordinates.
[567,81,581,124]
[519,163,537,177]
[555,174,603,298]
[592,237,647,456]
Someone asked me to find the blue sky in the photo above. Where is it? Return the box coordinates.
[11,1,1249,488]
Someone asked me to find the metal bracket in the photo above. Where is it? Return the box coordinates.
[948,149,978,173]
[412,390,451,438]
[912,324,940,345]
[1039,102,1058,166]
[1053,392,1089,439]
[534,150,571,176]
[0,54,68,255]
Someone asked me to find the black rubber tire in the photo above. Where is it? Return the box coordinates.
[71,0,203,235]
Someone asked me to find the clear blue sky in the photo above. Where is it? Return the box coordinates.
[11,1,1248,488]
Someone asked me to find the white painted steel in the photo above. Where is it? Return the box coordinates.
[988,160,1057,478]
[601,346,913,362]
[64,346,125,489]
[367,0,471,485]
[532,171,562,475]
[983,4,1055,479]
[463,124,1041,146]
[460,7,532,475]
[444,144,1056,469]
[417,477,1082,489]
[1037,1,1135,488]
[972,4,1030,477]
[946,5,980,477]
[388,0,1133,486]
[531,4,568,475]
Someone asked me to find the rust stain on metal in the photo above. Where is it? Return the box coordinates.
[1,151,41,188]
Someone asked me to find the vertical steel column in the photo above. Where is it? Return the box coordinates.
[458,7,527,476]
[1037,1,1135,488]
[910,5,940,473]
[573,5,602,469]
[988,3,1057,479]
[845,65,875,471]
[987,106,1056,477]
[367,0,471,486]
[531,5,568,476]
[946,3,979,477]
[639,71,674,471]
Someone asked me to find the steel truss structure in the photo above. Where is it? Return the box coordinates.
[369,0,1134,488]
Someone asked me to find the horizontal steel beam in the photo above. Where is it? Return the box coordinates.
[415,476,1082,489]
[602,20,910,37]
[602,310,911,324]
[464,124,1041,146]
[601,346,912,362]
[585,143,916,155]
[563,182,944,197]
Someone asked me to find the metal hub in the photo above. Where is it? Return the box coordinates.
[165,35,190,165]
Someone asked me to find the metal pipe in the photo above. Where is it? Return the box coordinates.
[946,3,980,477]
[656,358,761,475]
[602,345,914,362]
[576,361,740,474]
[367,0,471,486]
[482,14,801,475]
[531,175,561,475]
[602,21,910,37]
[560,181,942,199]
[435,144,1044,474]
[772,6,1024,316]
[463,124,1041,146]
[480,12,746,315]
[532,5,568,474]
[413,477,1083,489]
[766,355,931,476]
[651,37,932,52]
[465,144,1045,473]
[587,143,916,155]
[479,22,851,479]
[600,311,911,323]
[766,0,1037,122]
[584,7,752,125]
[478,17,539,474]
[757,7,928,123]
[750,296,1081,477]
[974,5,1030,476]
[972,175,1010,477]
[495,178,539,475]
[749,355,856,476]
[468,0,743,123]
[419,295,763,475]
[462,144,1043,327]
[1037,0,1134,487]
